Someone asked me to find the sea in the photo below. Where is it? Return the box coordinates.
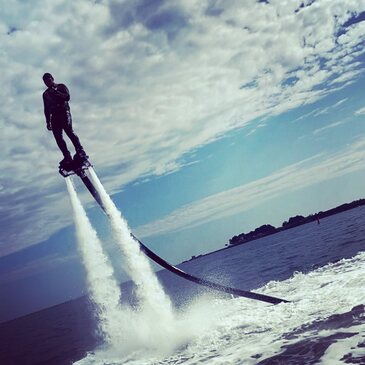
[1,205,365,365]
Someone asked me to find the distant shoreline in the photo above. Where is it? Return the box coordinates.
[181,198,365,264]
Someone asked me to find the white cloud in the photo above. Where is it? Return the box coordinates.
[355,106,365,115]
[135,138,365,238]
[312,98,348,117]
[313,120,346,134]
[1,0,365,256]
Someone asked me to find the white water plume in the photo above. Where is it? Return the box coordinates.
[65,177,125,347]
[88,168,176,345]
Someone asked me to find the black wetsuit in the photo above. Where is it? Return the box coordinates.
[43,83,84,159]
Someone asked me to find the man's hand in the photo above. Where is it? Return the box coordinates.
[50,86,62,97]
[47,123,52,131]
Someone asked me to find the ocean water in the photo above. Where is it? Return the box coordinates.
[1,206,365,365]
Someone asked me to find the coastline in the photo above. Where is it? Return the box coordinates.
[181,198,365,264]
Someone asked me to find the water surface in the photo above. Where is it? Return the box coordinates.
[1,206,365,364]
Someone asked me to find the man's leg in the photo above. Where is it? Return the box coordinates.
[52,122,72,159]
[63,111,85,153]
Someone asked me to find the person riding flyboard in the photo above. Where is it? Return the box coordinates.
[42,72,87,170]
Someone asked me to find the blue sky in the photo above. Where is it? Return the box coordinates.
[0,0,365,322]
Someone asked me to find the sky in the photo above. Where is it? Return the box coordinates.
[0,0,365,322]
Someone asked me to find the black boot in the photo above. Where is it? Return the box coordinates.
[59,154,73,169]
[60,154,72,164]
[75,148,87,158]
[73,150,88,167]
[74,148,89,161]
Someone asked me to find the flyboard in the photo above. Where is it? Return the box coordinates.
[60,155,289,305]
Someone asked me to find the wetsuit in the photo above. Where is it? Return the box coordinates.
[43,83,84,159]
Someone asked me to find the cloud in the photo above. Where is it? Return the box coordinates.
[1,0,365,256]
[134,138,365,238]
[108,0,189,41]
[355,106,365,115]
[312,98,348,117]
[312,120,346,134]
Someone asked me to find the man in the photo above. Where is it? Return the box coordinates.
[42,73,86,165]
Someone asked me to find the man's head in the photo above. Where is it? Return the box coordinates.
[42,73,55,88]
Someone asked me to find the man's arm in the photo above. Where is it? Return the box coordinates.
[53,84,70,101]
[43,93,52,130]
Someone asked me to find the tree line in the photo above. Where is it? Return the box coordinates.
[227,198,365,247]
